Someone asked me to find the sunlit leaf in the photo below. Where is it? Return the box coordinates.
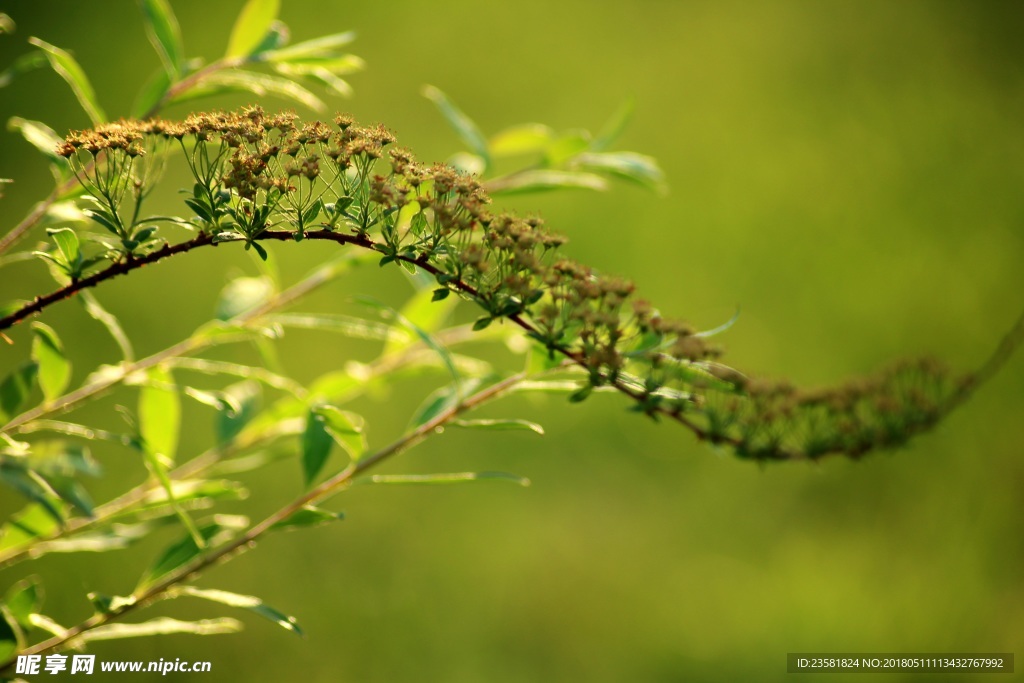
[573,151,667,194]
[139,367,180,460]
[4,577,42,629]
[28,37,106,124]
[263,31,356,62]
[226,0,280,59]
[79,617,243,641]
[173,586,303,636]
[137,515,248,589]
[0,51,46,89]
[7,117,65,164]
[0,504,59,555]
[354,471,530,487]
[175,70,325,111]
[80,291,133,361]
[0,464,62,525]
[31,323,70,402]
[490,123,554,157]
[422,85,490,169]
[592,96,635,152]
[132,66,172,118]
[486,170,608,195]
[451,419,544,435]
[216,275,275,321]
[34,522,153,555]
[313,404,366,461]
[139,0,184,76]
[217,381,262,445]
[0,363,38,424]
[270,505,344,531]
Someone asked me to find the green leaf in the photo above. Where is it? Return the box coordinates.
[216,275,275,321]
[265,313,399,341]
[422,85,490,170]
[226,0,281,59]
[301,406,333,486]
[451,419,544,435]
[0,463,62,526]
[592,96,635,152]
[137,516,248,589]
[173,69,325,111]
[489,123,554,157]
[263,31,356,62]
[7,117,64,163]
[270,505,344,531]
[355,471,530,487]
[139,0,184,76]
[29,37,106,124]
[34,522,153,555]
[0,363,38,424]
[79,617,243,641]
[0,51,47,89]
[313,404,366,462]
[0,504,60,554]
[486,170,609,196]
[31,323,70,402]
[543,129,592,166]
[216,381,262,445]
[48,227,80,268]
[5,577,43,629]
[132,65,172,118]
[81,291,134,361]
[173,587,303,637]
[573,151,667,194]
[472,316,493,331]
[139,367,180,460]
[409,377,484,429]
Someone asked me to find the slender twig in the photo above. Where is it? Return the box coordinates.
[0,372,525,672]
[0,323,505,568]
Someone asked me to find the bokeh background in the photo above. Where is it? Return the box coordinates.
[1,1,1022,681]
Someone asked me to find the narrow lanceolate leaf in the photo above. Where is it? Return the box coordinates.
[314,405,366,461]
[174,587,303,637]
[573,151,667,194]
[31,323,70,402]
[422,85,490,169]
[265,313,399,342]
[216,276,275,321]
[301,407,333,486]
[0,363,39,424]
[139,367,180,460]
[132,66,172,118]
[216,381,262,445]
[138,0,184,76]
[79,617,243,642]
[185,70,325,111]
[4,577,43,629]
[48,227,80,268]
[7,118,65,163]
[486,170,609,196]
[270,505,344,532]
[263,31,356,61]
[28,37,106,124]
[0,51,46,89]
[0,464,62,525]
[451,419,544,435]
[489,123,555,158]
[137,516,248,589]
[592,96,636,152]
[355,472,531,487]
[34,522,153,555]
[0,504,60,555]
[81,292,134,361]
[226,0,281,59]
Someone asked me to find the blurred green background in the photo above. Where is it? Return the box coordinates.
[1,1,1023,681]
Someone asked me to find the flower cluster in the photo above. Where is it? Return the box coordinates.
[55,108,967,461]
